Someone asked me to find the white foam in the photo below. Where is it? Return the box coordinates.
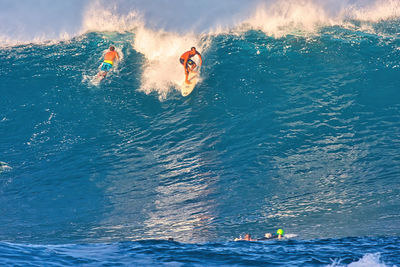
[348,253,391,267]
[81,0,142,33]
[283,233,297,239]
[243,0,335,37]
[346,0,400,22]
[2,0,399,46]
[0,162,12,173]
[241,0,400,37]
[327,253,392,267]
[132,27,207,99]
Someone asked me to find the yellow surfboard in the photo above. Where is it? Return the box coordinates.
[181,71,199,97]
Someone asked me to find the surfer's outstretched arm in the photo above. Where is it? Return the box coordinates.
[198,52,203,67]
[189,52,202,73]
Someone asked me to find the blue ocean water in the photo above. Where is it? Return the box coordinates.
[1,0,400,266]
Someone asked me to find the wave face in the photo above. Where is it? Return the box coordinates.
[1,0,400,265]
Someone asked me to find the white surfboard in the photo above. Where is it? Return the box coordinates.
[90,73,104,86]
[181,71,199,97]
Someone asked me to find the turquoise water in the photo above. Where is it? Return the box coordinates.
[1,1,400,266]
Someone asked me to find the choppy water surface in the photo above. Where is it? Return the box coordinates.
[1,0,400,265]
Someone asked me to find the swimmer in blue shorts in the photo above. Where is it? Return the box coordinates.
[98,46,120,78]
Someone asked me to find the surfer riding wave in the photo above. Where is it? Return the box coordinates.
[180,47,202,84]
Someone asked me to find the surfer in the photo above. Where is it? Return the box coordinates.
[98,46,120,78]
[180,47,202,84]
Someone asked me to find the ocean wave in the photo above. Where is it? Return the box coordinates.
[328,253,390,267]
[1,0,399,46]
[0,238,398,266]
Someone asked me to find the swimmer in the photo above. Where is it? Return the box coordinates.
[234,233,256,241]
[265,233,273,239]
[98,46,120,78]
[276,229,284,239]
[179,47,202,84]
[257,229,285,241]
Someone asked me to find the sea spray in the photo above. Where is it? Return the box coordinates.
[132,27,208,99]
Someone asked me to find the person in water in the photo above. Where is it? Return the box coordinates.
[258,229,285,241]
[235,229,285,241]
[234,233,256,241]
[180,47,203,84]
[98,46,120,78]
[276,228,284,239]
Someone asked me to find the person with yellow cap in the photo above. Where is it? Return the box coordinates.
[257,229,285,241]
[276,229,284,239]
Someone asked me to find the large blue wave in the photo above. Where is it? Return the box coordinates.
[1,22,399,242]
[0,1,400,265]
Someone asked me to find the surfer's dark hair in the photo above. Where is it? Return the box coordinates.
[110,46,115,51]
[191,47,196,50]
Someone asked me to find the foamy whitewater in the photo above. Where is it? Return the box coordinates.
[1,0,400,266]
